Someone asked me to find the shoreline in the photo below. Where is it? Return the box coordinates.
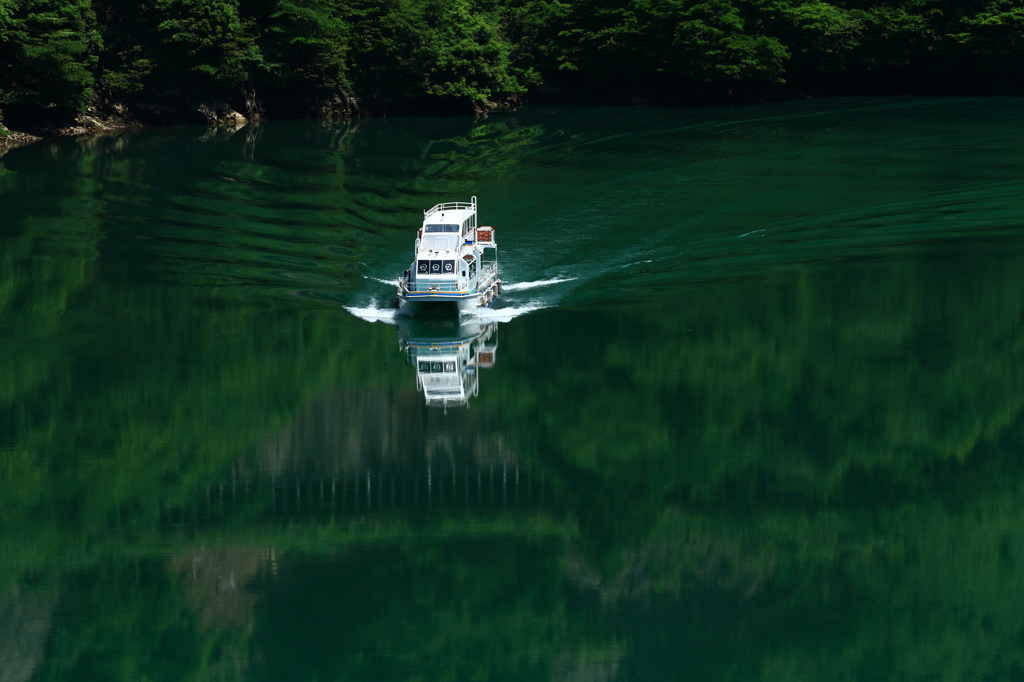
[0,124,41,151]
[3,88,1022,154]
[0,89,534,146]
[0,95,492,152]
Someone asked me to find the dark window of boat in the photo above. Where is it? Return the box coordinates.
[444,362,456,372]
[418,361,431,372]
[431,362,444,372]
[430,260,441,273]
[417,261,429,274]
[425,224,459,233]
[443,260,455,274]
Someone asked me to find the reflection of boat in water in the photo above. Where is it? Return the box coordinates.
[396,197,501,314]
[397,317,498,408]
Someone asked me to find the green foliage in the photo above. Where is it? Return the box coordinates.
[0,0,15,38]
[0,0,99,113]
[3,0,1024,119]
[958,1,1024,52]
[844,4,938,74]
[417,0,535,98]
[777,0,862,74]
[336,0,422,98]
[546,0,865,86]
[950,1,1024,82]
[100,55,153,94]
[664,0,791,82]
[153,0,263,85]
[342,0,538,101]
[257,0,351,93]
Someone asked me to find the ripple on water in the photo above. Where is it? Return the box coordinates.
[5,100,1021,316]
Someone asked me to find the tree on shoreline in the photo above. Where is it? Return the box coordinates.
[2,0,1024,127]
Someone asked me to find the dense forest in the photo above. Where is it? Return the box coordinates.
[1,0,1023,130]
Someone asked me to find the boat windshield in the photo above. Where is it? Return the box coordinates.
[425,224,460,233]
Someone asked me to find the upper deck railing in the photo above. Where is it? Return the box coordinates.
[424,196,476,219]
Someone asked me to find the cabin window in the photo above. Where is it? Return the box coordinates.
[425,224,459,233]
[470,260,477,278]
[419,260,456,276]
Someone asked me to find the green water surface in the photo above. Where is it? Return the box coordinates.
[2,98,1024,682]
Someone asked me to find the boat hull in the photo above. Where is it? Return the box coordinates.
[399,297,478,316]
[397,282,501,316]
[398,295,492,316]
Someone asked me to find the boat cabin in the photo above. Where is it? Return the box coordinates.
[413,201,477,280]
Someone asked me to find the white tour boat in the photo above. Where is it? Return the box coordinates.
[396,197,500,314]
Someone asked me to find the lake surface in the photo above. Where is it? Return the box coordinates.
[2,98,1024,681]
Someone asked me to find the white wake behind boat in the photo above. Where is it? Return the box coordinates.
[396,197,501,314]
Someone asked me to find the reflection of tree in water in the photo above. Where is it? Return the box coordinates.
[258,388,517,478]
[8,232,1024,681]
[0,589,57,682]
[486,238,1024,681]
[172,547,273,631]
[251,539,619,682]
[7,124,1024,680]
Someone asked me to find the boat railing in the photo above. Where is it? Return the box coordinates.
[402,263,497,294]
[424,197,476,219]
[406,280,463,293]
[478,262,497,283]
